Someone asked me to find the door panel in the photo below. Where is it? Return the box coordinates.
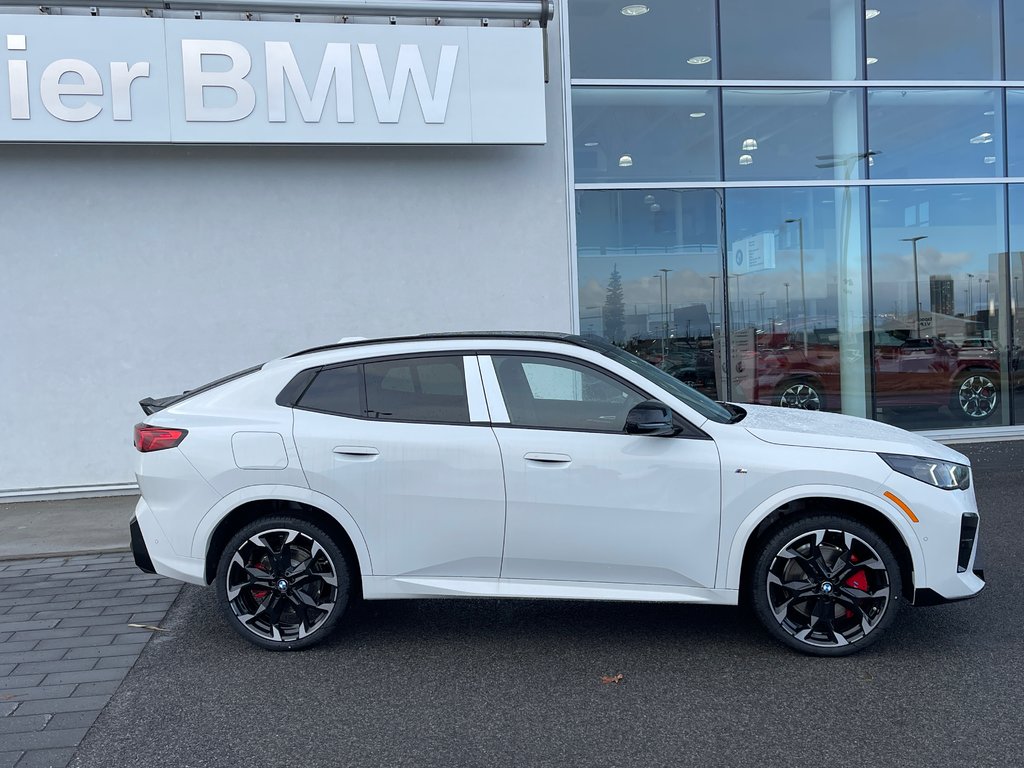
[291,354,505,578]
[483,353,722,588]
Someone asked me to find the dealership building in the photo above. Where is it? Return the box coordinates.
[2,0,1024,498]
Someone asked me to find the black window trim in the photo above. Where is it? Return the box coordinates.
[278,348,710,438]
[285,352,480,427]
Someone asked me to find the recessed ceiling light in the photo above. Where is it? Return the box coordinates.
[739,154,753,166]
[984,156,997,164]
[876,198,891,203]
[970,132,993,144]
[584,141,599,147]
[687,55,712,65]
[689,111,707,118]
[643,194,656,204]
[618,154,633,167]
[650,203,662,213]
[621,4,649,16]
[866,57,878,65]
[741,138,758,151]
[984,110,995,116]
[865,8,881,19]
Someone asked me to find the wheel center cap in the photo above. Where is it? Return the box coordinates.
[820,581,834,594]
[276,578,289,593]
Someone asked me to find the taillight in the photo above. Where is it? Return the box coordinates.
[134,424,188,452]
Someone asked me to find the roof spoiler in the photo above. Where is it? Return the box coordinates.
[139,394,186,415]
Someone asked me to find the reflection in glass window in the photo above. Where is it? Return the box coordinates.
[491,356,645,432]
[867,89,1003,179]
[719,0,861,80]
[724,188,870,418]
[575,189,725,401]
[1008,3,1024,79]
[572,88,719,184]
[1009,91,1024,178]
[865,0,1001,80]
[567,0,716,80]
[364,357,470,423]
[722,89,865,182]
[870,185,1008,429]
[1011,186,1024,425]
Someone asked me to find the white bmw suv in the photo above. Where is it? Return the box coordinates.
[131,333,984,656]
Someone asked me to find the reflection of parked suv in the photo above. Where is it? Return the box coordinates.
[753,332,1000,420]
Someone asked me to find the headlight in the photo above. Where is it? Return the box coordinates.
[880,453,971,491]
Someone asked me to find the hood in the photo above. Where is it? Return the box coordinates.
[738,404,968,464]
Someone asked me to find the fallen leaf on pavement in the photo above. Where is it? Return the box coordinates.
[127,623,170,632]
[600,673,624,685]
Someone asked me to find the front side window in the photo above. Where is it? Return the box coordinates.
[492,355,645,432]
[364,356,470,424]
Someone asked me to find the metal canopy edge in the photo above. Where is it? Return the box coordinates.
[0,0,554,19]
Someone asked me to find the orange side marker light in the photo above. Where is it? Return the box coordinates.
[884,491,919,523]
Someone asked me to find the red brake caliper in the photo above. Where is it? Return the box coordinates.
[843,554,866,619]
[250,561,270,601]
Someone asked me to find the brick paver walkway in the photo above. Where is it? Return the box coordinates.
[0,553,181,768]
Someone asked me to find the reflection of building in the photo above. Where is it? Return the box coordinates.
[673,305,712,338]
[930,275,955,317]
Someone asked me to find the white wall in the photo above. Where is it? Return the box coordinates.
[0,21,570,494]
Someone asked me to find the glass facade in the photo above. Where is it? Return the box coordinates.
[569,0,1024,431]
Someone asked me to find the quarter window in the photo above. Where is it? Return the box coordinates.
[492,355,645,432]
[296,364,362,417]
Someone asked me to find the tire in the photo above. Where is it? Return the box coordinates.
[952,371,999,421]
[775,379,825,411]
[748,515,902,657]
[214,516,351,651]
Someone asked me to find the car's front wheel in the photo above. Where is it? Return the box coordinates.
[215,516,350,651]
[776,379,825,411]
[749,515,901,656]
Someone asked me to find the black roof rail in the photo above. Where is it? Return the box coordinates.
[285,331,605,359]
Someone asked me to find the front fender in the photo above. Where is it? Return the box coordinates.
[720,484,925,590]
[190,484,374,576]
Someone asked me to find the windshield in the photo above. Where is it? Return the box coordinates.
[588,339,734,424]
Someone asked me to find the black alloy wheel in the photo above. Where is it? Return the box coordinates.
[776,380,825,411]
[954,371,998,420]
[749,515,901,656]
[215,516,350,651]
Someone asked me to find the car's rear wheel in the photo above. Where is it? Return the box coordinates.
[776,379,825,411]
[953,371,999,420]
[749,515,901,656]
[215,516,350,651]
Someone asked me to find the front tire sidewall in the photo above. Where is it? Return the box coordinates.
[749,515,902,657]
[214,516,350,651]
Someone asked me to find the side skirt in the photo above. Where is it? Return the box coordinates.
[362,575,739,605]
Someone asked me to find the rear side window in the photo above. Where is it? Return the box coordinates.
[364,356,470,423]
[296,365,362,416]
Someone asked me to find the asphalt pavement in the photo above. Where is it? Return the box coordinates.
[59,441,1024,768]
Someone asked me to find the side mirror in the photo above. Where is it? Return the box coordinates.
[625,400,677,437]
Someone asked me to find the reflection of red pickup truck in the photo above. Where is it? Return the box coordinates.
[748,331,1001,421]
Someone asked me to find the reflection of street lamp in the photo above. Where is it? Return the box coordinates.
[1014,275,1020,312]
[708,274,719,330]
[660,268,673,357]
[967,273,974,315]
[901,235,927,338]
[783,282,792,330]
[784,218,808,353]
[985,278,991,313]
[758,291,766,331]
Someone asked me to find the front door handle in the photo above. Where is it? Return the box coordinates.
[524,452,571,465]
[333,446,380,457]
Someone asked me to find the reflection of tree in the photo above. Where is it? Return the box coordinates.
[603,265,625,344]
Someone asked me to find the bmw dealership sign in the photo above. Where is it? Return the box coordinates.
[0,16,546,143]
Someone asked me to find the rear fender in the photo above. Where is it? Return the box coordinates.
[190,484,374,576]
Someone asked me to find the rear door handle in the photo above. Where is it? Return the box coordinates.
[333,446,380,457]
[524,452,571,465]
